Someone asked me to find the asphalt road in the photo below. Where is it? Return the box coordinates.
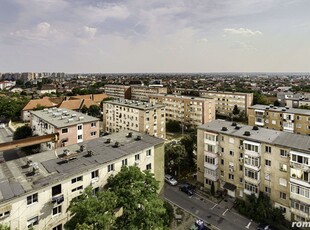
[164,184,259,230]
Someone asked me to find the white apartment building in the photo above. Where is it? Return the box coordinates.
[30,108,99,150]
[131,86,167,102]
[197,120,310,222]
[103,99,166,139]
[0,131,165,230]
[148,94,215,126]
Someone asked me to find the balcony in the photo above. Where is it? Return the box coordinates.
[244,162,261,171]
[244,176,260,185]
[244,150,260,158]
[204,172,219,181]
[290,176,310,188]
[291,208,310,220]
[290,162,310,172]
[243,189,258,197]
[204,162,218,171]
[204,150,217,158]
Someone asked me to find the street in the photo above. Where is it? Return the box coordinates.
[164,184,258,230]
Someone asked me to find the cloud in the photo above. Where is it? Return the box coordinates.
[80,26,97,39]
[224,28,262,36]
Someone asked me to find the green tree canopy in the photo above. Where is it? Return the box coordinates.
[13,125,33,140]
[232,105,240,115]
[88,105,101,117]
[166,120,181,133]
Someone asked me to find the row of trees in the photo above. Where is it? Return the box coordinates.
[65,166,173,229]
[0,95,29,121]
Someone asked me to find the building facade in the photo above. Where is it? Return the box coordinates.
[0,132,165,230]
[104,85,131,99]
[171,88,253,117]
[148,94,215,126]
[131,86,167,102]
[102,99,166,139]
[248,104,310,135]
[30,108,100,150]
[197,120,310,222]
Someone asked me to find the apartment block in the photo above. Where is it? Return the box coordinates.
[131,86,167,101]
[0,131,164,230]
[277,91,310,107]
[171,88,253,116]
[103,99,166,139]
[148,94,215,126]
[248,104,310,135]
[197,120,310,222]
[104,84,131,99]
[30,108,100,150]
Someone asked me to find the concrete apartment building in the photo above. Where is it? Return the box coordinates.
[197,120,310,222]
[148,94,215,126]
[131,86,167,101]
[277,91,310,107]
[104,84,131,99]
[171,88,253,117]
[0,131,165,230]
[103,99,166,139]
[248,104,310,135]
[30,108,100,150]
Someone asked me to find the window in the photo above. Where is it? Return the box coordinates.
[279,178,287,187]
[71,176,83,184]
[122,159,128,166]
[91,170,99,179]
[0,211,10,219]
[205,156,215,165]
[52,184,62,197]
[78,135,83,140]
[93,187,99,196]
[228,174,234,180]
[146,163,152,170]
[229,150,234,156]
[27,193,38,205]
[108,164,114,172]
[245,181,258,193]
[280,163,287,172]
[91,131,96,136]
[91,122,96,127]
[135,154,140,161]
[221,159,224,165]
[244,144,259,152]
[280,192,287,200]
[62,128,68,134]
[280,149,288,157]
[239,178,243,184]
[206,144,214,153]
[52,224,63,230]
[265,146,271,153]
[239,165,243,171]
[146,149,151,157]
[220,170,224,177]
[245,168,258,180]
[52,205,62,216]
[72,186,83,192]
[27,216,39,228]
[265,159,271,166]
[265,187,271,194]
[221,147,224,153]
[78,125,82,130]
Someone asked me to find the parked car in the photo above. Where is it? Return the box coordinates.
[179,183,194,196]
[165,174,178,186]
[257,223,274,230]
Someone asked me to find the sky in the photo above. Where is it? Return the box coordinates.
[0,0,310,73]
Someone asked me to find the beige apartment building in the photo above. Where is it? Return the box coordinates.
[102,99,166,139]
[248,104,310,135]
[30,108,100,150]
[104,84,131,99]
[0,131,165,230]
[131,86,167,101]
[171,88,253,117]
[148,94,215,126]
[197,120,310,222]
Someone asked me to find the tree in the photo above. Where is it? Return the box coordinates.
[0,224,9,230]
[88,105,101,117]
[273,100,281,106]
[80,105,88,114]
[13,125,33,140]
[253,91,269,105]
[232,105,240,115]
[166,120,181,133]
[106,166,169,229]
[180,131,197,171]
[299,105,310,110]
[65,187,118,230]
[211,181,215,196]
[165,144,187,177]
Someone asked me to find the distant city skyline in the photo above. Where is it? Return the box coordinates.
[1,0,309,73]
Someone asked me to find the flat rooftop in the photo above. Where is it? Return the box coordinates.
[148,93,213,101]
[249,104,310,116]
[0,131,164,204]
[103,99,165,110]
[199,120,310,153]
[30,108,99,128]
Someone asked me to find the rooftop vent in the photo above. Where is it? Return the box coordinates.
[282,109,286,112]
[244,131,251,136]
[57,109,62,112]
[87,150,93,157]
[63,149,71,156]
[270,105,274,108]
[231,122,237,126]
[106,138,111,144]
[274,107,278,109]
[235,126,241,130]
[71,114,77,117]
[126,132,133,138]
[252,126,259,130]
[221,127,228,131]
[285,106,289,109]
[79,116,84,121]
[266,107,270,110]
[114,142,120,148]
[61,115,66,120]
[43,108,48,112]
[68,118,74,123]
[136,135,142,140]
[62,110,68,114]
[80,145,85,152]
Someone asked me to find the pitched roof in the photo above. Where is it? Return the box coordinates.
[81,99,97,108]
[70,94,108,103]
[22,98,58,111]
[58,99,82,110]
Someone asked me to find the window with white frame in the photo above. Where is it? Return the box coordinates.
[91,122,96,127]
[27,193,38,205]
[146,163,152,170]
[245,181,258,193]
[205,156,215,165]
[291,184,310,198]
[265,159,271,167]
[265,146,271,153]
[61,128,68,134]
[279,178,287,187]
[52,224,63,230]
[135,154,140,161]
[244,144,259,152]
[72,186,83,192]
[146,149,151,157]
[91,131,96,136]
[280,192,287,200]
[0,211,10,219]
[52,205,62,216]
[108,164,114,172]
[280,149,288,157]
[78,135,83,140]
[71,176,83,184]
[78,125,82,130]
[122,158,128,166]
[27,216,39,228]
[91,170,99,179]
